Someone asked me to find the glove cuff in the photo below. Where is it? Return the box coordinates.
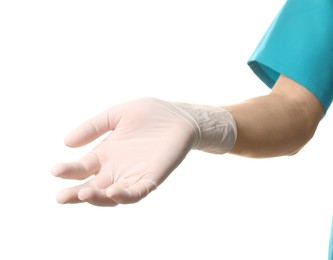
[173,102,237,154]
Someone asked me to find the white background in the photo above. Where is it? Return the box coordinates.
[1,0,332,259]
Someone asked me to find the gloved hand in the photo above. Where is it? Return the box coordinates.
[52,98,237,206]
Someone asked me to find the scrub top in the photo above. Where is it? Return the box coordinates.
[248,0,333,113]
[247,0,333,259]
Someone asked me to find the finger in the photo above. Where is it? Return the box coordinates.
[52,152,101,180]
[56,172,113,205]
[78,187,118,207]
[64,108,120,147]
[56,181,99,204]
[56,184,86,204]
[106,180,157,204]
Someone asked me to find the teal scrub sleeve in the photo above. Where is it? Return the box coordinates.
[329,221,333,260]
[248,0,333,112]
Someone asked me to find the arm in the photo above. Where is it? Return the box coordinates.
[227,75,323,158]
[52,75,323,206]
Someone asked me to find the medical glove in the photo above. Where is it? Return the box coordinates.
[52,98,237,206]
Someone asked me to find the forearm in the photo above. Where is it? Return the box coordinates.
[226,76,323,158]
[226,95,310,157]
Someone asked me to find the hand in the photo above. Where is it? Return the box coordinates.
[52,98,198,207]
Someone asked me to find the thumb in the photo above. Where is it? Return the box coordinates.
[64,108,120,147]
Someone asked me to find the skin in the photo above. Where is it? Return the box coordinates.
[227,74,324,158]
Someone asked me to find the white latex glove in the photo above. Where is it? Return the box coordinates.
[52,98,236,206]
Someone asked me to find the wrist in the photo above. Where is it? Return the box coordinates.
[172,102,237,154]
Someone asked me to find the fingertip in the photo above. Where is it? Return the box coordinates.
[64,135,79,148]
[51,163,66,177]
[64,122,99,148]
[78,187,93,201]
[56,188,82,204]
[105,189,113,198]
[56,190,68,204]
[78,188,119,207]
[106,188,131,204]
[106,187,120,198]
